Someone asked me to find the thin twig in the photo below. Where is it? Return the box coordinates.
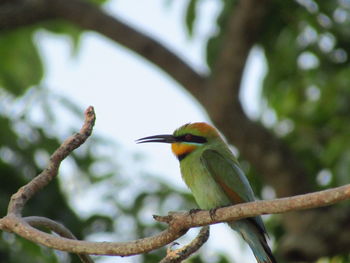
[7,106,95,216]
[25,216,94,263]
[160,226,210,263]
[25,216,78,240]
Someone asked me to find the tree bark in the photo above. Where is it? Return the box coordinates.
[0,0,348,260]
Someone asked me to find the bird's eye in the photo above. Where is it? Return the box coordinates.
[185,134,193,141]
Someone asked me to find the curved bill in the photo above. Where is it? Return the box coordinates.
[136,134,177,144]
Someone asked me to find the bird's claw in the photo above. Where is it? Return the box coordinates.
[209,208,218,220]
[189,208,202,215]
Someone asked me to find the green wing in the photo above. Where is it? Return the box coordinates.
[200,149,266,233]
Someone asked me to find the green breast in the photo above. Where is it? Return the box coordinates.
[180,151,231,210]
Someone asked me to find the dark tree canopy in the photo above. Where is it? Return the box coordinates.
[1,0,350,262]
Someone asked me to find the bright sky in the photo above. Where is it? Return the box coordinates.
[37,0,266,262]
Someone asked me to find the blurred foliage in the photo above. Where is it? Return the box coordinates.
[0,2,209,263]
[0,28,43,96]
[185,0,198,37]
[2,0,350,263]
[260,0,350,190]
[206,0,236,68]
[259,2,350,258]
[0,86,117,262]
[185,0,350,262]
[0,84,202,262]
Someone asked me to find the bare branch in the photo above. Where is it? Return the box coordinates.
[25,216,78,240]
[0,0,54,29]
[0,0,348,260]
[206,0,270,110]
[0,0,309,197]
[160,226,210,263]
[1,183,349,256]
[25,216,94,263]
[154,183,350,228]
[7,106,95,216]
[52,0,207,99]
[0,106,187,256]
[0,215,187,256]
[0,0,206,100]
[0,0,311,198]
[0,106,349,259]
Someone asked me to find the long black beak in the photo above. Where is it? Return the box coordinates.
[136,134,177,144]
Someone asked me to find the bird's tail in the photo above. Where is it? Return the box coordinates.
[229,220,276,263]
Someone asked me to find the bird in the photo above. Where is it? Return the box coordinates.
[137,122,276,263]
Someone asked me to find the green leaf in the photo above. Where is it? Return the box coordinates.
[205,0,236,68]
[87,0,109,5]
[0,29,43,95]
[42,21,82,55]
[185,0,198,37]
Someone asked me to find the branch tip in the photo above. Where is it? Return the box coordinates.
[153,214,172,223]
[160,226,210,263]
[167,242,180,252]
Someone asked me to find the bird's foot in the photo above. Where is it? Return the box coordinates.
[209,208,218,221]
[209,205,231,220]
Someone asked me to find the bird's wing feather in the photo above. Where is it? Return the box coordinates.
[201,149,255,202]
[200,149,267,234]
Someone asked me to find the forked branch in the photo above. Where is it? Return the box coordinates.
[25,216,94,263]
[0,107,350,261]
[160,226,210,263]
[7,106,95,216]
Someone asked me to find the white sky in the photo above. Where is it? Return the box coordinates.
[37,0,267,262]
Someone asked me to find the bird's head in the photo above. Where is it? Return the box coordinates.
[137,122,221,161]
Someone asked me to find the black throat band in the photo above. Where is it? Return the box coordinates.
[177,152,189,161]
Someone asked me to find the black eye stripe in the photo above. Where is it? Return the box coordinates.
[176,134,207,143]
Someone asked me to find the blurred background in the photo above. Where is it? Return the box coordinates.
[1,0,350,262]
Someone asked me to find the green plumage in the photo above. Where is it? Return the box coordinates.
[173,123,276,263]
[137,122,276,263]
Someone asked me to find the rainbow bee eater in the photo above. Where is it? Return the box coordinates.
[137,122,276,263]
